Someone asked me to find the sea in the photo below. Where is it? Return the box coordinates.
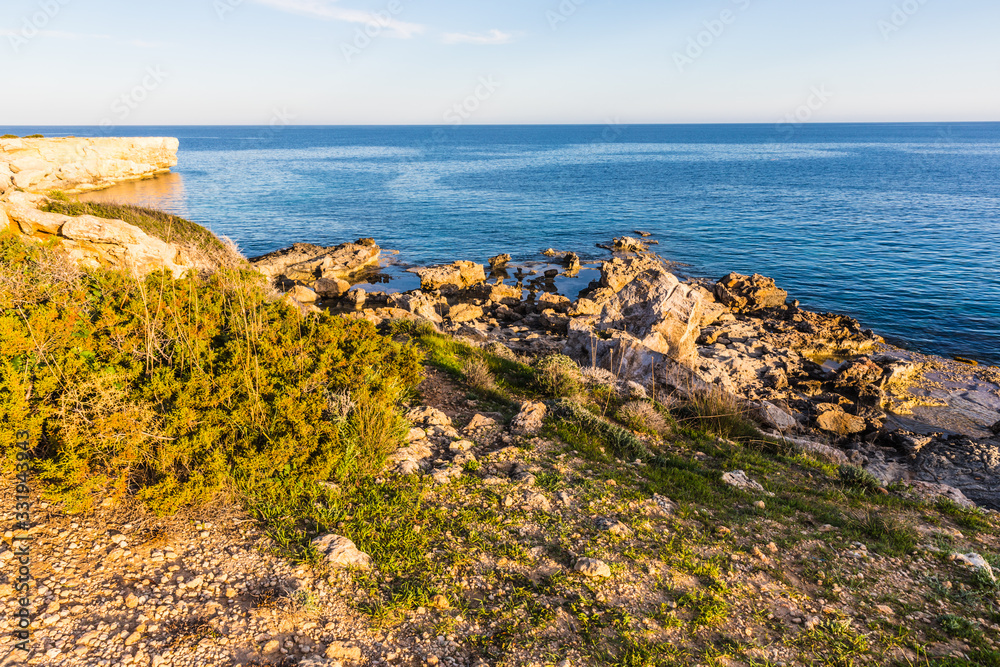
[6,124,1000,366]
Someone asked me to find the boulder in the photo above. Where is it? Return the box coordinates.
[345,288,367,310]
[511,401,547,435]
[569,298,601,317]
[834,358,884,390]
[310,535,372,570]
[406,406,452,427]
[3,196,192,278]
[721,470,766,493]
[289,285,319,304]
[563,321,715,395]
[409,261,486,291]
[715,273,788,312]
[574,558,611,578]
[815,404,866,436]
[955,553,996,583]
[538,292,571,312]
[755,401,797,431]
[388,292,448,323]
[599,255,663,293]
[906,481,976,509]
[563,252,582,272]
[595,267,716,365]
[314,277,351,298]
[460,282,522,306]
[449,303,484,323]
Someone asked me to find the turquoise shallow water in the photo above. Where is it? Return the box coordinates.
[8,124,1000,366]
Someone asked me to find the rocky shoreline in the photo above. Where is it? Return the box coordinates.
[252,237,1000,511]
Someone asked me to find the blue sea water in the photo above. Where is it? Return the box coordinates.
[6,124,1000,366]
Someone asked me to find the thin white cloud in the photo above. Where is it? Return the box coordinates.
[441,29,514,45]
[250,0,425,38]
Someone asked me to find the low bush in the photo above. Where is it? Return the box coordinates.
[533,354,582,399]
[0,231,421,517]
[617,400,671,436]
[839,464,882,494]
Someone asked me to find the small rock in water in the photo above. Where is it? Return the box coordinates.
[489,253,511,268]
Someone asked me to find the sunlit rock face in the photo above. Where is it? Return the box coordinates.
[0,136,179,195]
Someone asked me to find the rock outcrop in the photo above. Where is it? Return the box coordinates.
[0,136,203,277]
[715,273,788,312]
[249,241,381,293]
[0,136,179,195]
[409,261,486,292]
[2,191,194,277]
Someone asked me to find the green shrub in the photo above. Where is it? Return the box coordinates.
[24,134,44,139]
[552,399,651,462]
[0,232,422,515]
[533,354,582,399]
[617,400,671,436]
[1,134,18,139]
[839,464,882,494]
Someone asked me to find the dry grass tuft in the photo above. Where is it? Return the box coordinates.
[463,356,497,393]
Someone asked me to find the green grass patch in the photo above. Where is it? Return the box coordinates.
[935,497,993,533]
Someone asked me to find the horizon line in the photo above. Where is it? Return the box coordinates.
[3,121,1000,128]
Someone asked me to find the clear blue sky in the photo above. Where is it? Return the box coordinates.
[1,0,997,125]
